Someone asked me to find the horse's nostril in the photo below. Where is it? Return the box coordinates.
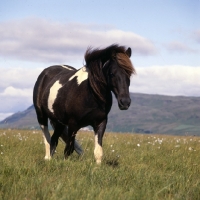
[119,97,131,109]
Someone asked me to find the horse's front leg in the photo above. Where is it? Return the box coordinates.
[64,133,77,159]
[94,119,107,164]
[50,123,65,156]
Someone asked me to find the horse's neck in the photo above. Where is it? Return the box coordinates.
[89,77,112,112]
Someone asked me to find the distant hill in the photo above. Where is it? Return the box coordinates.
[0,93,200,136]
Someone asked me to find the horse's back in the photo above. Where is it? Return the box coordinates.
[33,65,76,108]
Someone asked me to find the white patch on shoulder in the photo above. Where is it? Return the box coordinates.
[48,80,62,113]
[69,66,88,85]
[61,65,75,70]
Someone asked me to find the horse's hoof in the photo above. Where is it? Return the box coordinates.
[44,156,51,160]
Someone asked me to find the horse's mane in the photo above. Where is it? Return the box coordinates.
[84,44,135,106]
[84,44,135,76]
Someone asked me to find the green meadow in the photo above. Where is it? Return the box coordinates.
[0,129,200,200]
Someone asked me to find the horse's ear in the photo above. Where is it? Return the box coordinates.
[126,47,132,57]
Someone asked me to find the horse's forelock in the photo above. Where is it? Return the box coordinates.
[116,53,136,77]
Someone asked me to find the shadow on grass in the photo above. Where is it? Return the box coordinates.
[105,158,119,168]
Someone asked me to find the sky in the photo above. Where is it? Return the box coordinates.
[0,0,199,120]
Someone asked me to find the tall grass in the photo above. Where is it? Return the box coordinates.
[0,129,200,200]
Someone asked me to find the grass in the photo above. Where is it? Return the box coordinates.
[0,129,200,200]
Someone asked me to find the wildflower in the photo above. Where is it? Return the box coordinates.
[188,147,195,151]
[1,152,3,155]
[158,139,163,144]
[176,139,180,143]
[137,144,140,147]
[112,150,115,152]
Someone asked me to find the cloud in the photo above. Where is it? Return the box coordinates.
[193,30,200,43]
[165,41,197,53]
[0,67,43,91]
[0,18,157,63]
[0,94,32,113]
[0,65,199,116]
[131,65,200,96]
[0,67,43,113]
[0,86,32,97]
[0,113,13,121]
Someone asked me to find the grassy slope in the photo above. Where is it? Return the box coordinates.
[107,93,200,135]
[1,129,200,200]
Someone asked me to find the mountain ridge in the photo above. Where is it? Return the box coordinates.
[0,93,200,136]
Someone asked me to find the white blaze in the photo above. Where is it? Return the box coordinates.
[69,66,88,85]
[48,80,62,113]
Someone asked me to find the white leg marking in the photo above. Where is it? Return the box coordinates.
[69,67,88,85]
[48,80,62,113]
[40,125,51,160]
[94,135,103,164]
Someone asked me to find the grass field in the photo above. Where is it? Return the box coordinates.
[0,129,200,200]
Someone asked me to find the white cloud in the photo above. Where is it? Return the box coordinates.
[165,41,197,53]
[0,67,43,113]
[0,86,32,97]
[0,113,13,121]
[131,65,200,96]
[193,30,200,43]
[0,67,43,90]
[0,18,157,63]
[0,65,199,116]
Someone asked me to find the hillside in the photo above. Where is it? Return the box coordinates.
[0,93,200,135]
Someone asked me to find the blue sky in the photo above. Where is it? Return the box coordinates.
[0,0,199,119]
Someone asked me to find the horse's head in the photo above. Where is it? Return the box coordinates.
[103,47,135,110]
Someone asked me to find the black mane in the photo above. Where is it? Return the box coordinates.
[84,44,126,65]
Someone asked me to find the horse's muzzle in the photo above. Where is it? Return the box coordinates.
[118,97,131,110]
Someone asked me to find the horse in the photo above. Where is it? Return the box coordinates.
[33,44,135,164]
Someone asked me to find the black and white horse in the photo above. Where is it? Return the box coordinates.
[33,44,135,164]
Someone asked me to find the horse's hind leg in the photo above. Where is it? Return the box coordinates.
[40,124,51,160]
[63,125,78,159]
[50,123,65,157]
[50,120,83,156]
[35,110,51,160]
[61,127,83,156]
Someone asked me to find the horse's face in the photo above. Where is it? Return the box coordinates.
[105,59,131,110]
